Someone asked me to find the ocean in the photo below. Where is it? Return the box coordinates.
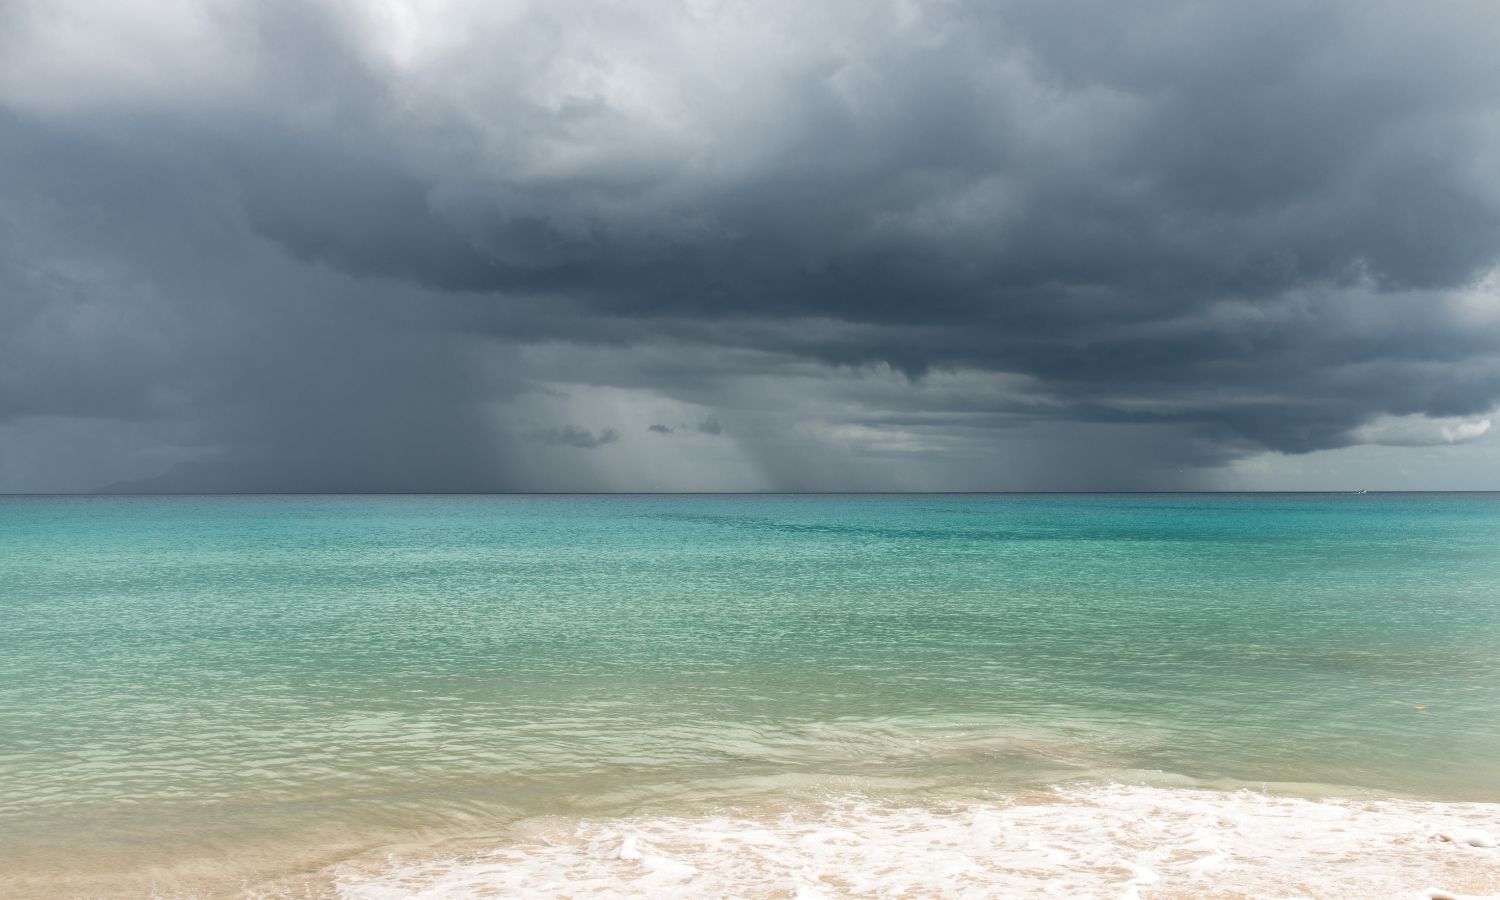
[2,494,1498,897]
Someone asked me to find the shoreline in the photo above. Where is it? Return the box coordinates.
[9,781,1500,898]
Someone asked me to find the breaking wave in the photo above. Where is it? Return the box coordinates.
[336,784,1500,898]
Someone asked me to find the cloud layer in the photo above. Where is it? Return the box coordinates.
[3,0,1500,490]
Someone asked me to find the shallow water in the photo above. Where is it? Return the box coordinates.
[3,494,1499,896]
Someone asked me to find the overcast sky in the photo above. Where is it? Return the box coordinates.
[3,0,1500,492]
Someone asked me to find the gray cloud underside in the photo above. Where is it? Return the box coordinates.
[2,0,1500,490]
[533,425,620,449]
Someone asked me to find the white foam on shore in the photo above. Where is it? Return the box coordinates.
[335,785,1500,899]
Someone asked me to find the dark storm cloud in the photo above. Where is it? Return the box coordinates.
[646,417,721,437]
[532,425,620,449]
[2,0,1499,490]
[225,0,1500,453]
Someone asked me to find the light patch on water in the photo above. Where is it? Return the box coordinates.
[334,785,1500,899]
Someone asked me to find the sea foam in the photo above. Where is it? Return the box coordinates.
[335,785,1500,898]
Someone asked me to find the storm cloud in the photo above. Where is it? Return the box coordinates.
[533,425,620,449]
[2,0,1499,491]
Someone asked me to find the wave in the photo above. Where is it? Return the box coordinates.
[333,784,1500,898]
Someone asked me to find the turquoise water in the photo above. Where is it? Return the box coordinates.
[3,494,1499,896]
